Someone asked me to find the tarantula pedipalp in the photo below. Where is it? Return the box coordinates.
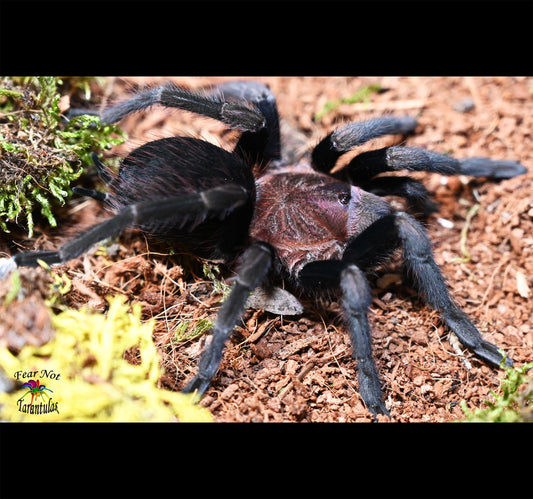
[0,80,527,418]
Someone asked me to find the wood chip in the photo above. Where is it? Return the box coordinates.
[277,335,321,360]
[516,271,530,298]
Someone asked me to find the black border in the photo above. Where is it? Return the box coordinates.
[1,0,532,75]
[1,422,533,499]
[1,2,532,498]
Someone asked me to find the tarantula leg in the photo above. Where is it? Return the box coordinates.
[0,184,248,276]
[364,176,438,215]
[342,214,399,269]
[210,81,275,104]
[459,157,527,179]
[340,265,390,418]
[101,83,266,132]
[209,81,281,164]
[90,152,114,184]
[394,211,513,367]
[72,186,108,203]
[183,242,273,397]
[299,260,390,418]
[337,146,527,185]
[311,116,418,174]
[68,154,111,202]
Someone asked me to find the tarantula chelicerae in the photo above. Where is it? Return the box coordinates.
[0,80,527,418]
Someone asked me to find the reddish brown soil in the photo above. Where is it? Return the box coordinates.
[2,77,531,422]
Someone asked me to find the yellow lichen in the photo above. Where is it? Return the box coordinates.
[0,295,212,422]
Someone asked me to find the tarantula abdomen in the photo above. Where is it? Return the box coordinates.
[105,137,257,260]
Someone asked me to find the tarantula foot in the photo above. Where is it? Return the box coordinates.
[368,401,391,420]
[0,257,17,279]
[473,341,513,368]
[182,375,212,399]
[460,157,527,179]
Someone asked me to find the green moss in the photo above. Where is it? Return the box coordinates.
[202,261,231,297]
[314,83,382,121]
[173,318,213,343]
[0,77,125,236]
[460,359,533,422]
[3,269,21,306]
[0,295,213,422]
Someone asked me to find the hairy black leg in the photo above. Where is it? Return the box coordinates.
[183,242,273,396]
[459,157,528,179]
[299,260,389,418]
[72,186,108,203]
[341,214,399,270]
[210,81,281,165]
[0,184,248,276]
[100,83,266,133]
[364,176,438,215]
[70,153,114,202]
[394,211,512,367]
[340,265,390,417]
[311,116,418,174]
[335,146,527,186]
[90,152,113,184]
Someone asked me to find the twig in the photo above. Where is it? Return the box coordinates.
[451,203,480,263]
[277,335,322,360]
[448,332,473,370]
[279,361,315,400]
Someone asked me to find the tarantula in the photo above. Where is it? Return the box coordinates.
[0,80,527,418]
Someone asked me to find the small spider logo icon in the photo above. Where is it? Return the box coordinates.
[19,379,53,406]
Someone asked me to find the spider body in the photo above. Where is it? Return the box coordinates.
[106,136,256,260]
[1,80,527,419]
[250,162,392,278]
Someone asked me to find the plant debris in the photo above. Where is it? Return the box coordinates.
[0,77,125,236]
[0,295,213,422]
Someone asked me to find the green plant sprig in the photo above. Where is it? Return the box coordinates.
[0,77,125,236]
[314,83,382,122]
[461,359,533,422]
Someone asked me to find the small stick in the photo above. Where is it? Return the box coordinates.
[451,203,480,263]
[279,361,315,400]
[448,332,473,370]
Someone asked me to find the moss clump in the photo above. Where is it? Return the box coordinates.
[460,360,533,422]
[0,295,213,422]
[0,77,125,236]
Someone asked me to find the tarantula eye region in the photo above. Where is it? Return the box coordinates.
[338,192,350,205]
